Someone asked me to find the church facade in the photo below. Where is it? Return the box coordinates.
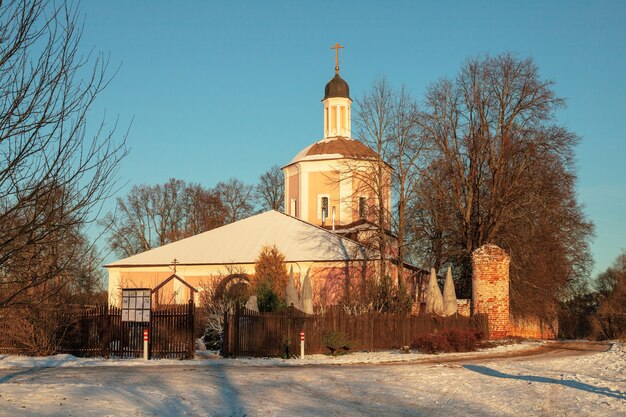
[106,51,417,308]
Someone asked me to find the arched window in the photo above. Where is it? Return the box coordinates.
[321,196,329,220]
[318,195,329,221]
[359,196,367,219]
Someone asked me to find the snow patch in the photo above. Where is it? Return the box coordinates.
[0,340,540,369]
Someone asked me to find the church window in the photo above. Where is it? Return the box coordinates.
[318,195,330,220]
[359,196,367,219]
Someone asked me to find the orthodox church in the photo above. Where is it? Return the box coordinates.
[106,46,419,307]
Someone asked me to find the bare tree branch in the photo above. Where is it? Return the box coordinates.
[255,165,284,211]
[0,0,127,308]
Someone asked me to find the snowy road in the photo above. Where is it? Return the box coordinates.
[0,342,624,416]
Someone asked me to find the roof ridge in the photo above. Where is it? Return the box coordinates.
[106,210,376,267]
[272,210,370,252]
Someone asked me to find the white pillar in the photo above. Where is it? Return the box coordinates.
[324,105,328,137]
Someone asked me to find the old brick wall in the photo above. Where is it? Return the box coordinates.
[457,299,471,317]
[509,316,557,339]
[472,244,510,339]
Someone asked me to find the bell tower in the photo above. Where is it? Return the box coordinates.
[283,44,390,230]
[323,43,352,138]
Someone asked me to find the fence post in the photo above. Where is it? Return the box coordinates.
[102,305,110,358]
[368,312,373,351]
[188,299,195,359]
[222,310,229,357]
[287,307,292,356]
[118,306,124,358]
[233,303,240,358]
[148,307,153,360]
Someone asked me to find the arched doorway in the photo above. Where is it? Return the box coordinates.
[215,274,251,305]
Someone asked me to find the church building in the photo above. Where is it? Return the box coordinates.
[106,46,417,308]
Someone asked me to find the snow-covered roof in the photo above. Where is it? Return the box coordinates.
[106,210,371,267]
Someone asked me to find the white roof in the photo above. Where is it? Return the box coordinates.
[106,210,370,267]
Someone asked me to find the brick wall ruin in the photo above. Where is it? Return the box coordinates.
[472,244,511,339]
[469,244,557,340]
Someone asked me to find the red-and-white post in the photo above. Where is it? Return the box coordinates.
[300,331,305,359]
[143,329,149,360]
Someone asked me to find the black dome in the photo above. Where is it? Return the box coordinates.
[324,74,350,100]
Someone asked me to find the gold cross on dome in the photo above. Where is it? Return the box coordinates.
[331,42,344,74]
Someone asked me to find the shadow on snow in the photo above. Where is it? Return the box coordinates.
[463,364,626,401]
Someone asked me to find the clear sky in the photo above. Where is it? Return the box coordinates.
[78,0,625,276]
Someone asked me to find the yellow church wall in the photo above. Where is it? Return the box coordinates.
[107,264,255,306]
[285,158,391,227]
[288,172,299,216]
[107,259,377,309]
[309,263,365,307]
[306,170,340,226]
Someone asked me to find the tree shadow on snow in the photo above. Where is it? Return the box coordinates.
[199,365,248,416]
[106,365,248,417]
[0,367,42,384]
[463,365,626,401]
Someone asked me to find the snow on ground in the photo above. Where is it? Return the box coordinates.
[0,341,623,417]
[0,339,540,368]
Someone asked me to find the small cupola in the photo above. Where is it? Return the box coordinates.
[323,43,352,138]
[324,74,350,100]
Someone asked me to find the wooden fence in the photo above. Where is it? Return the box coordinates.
[223,306,488,357]
[0,301,195,359]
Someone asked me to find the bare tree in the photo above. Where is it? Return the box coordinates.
[1,222,106,354]
[255,165,284,211]
[407,162,455,271]
[414,53,594,313]
[558,251,625,340]
[4,190,106,305]
[385,84,427,277]
[0,0,126,309]
[182,183,227,236]
[352,78,427,280]
[104,179,225,258]
[594,251,626,339]
[351,78,394,277]
[214,177,255,223]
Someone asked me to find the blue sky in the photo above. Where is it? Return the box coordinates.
[79,1,625,276]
